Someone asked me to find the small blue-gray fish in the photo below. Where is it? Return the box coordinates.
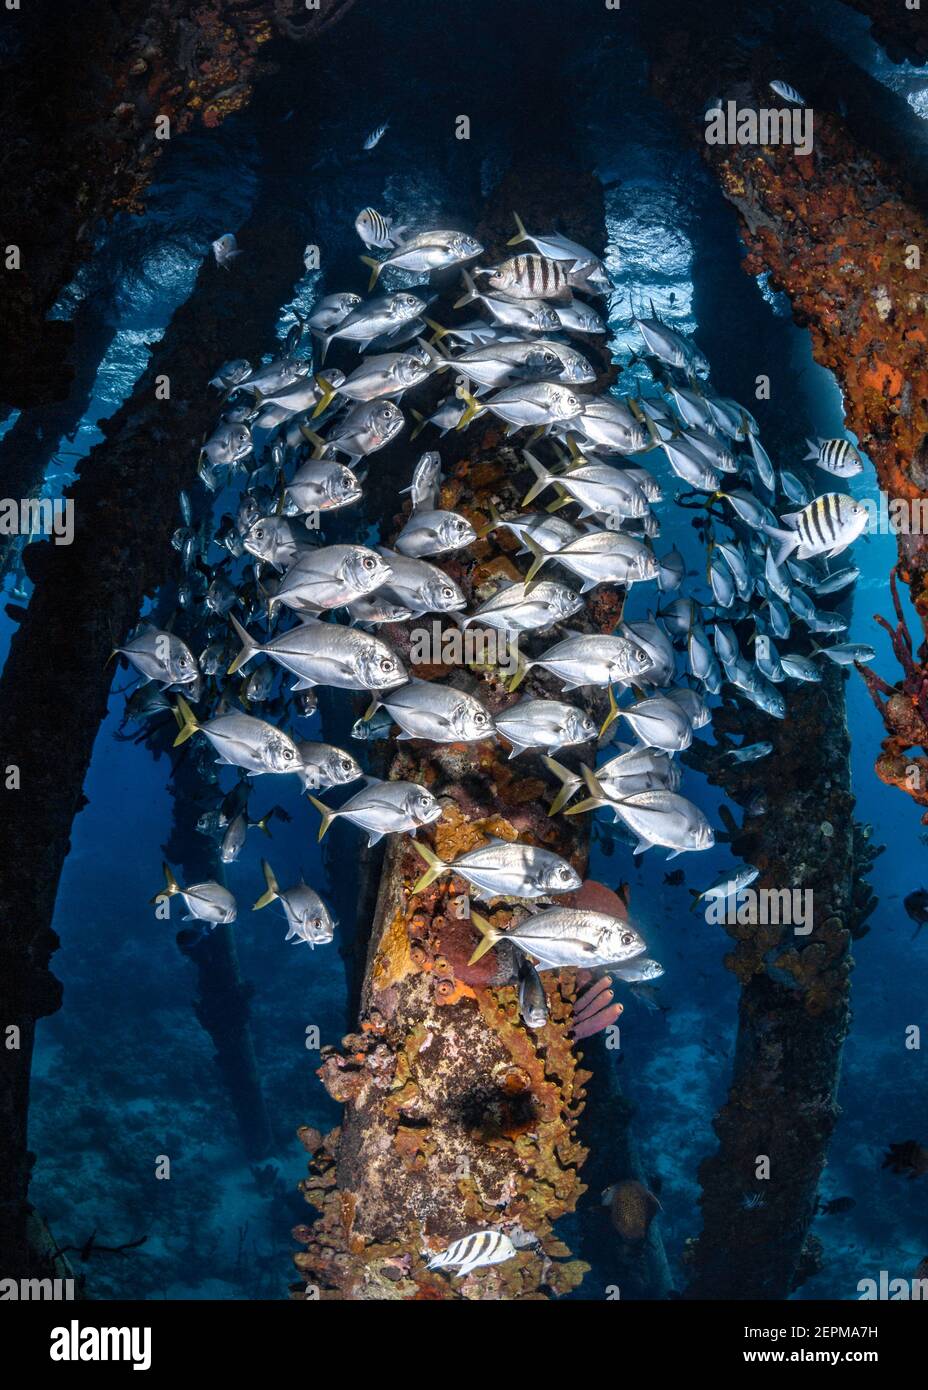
[211,233,241,269]
[363,122,389,150]
[725,740,774,763]
[811,641,875,665]
[769,79,806,105]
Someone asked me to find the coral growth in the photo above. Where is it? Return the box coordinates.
[652,29,928,823]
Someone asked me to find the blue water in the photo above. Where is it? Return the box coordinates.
[9,0,926,1300]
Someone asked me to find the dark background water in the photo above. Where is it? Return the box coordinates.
[3,0,926,1299]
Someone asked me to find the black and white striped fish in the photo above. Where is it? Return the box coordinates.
[354,207,406,250]
[362,122,389,150]
[427,1229,517,1278]
[485,255,572,304]
[769,79,806,106]
[766,492,869,566]
[805,436,864,477]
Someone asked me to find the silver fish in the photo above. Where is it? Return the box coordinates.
[691,864,760,905]
[769,79,806,105]
[307,293,362,333]
[253,860,334,945]
[812,641,875,665]
[394,508,477,558]
[518,633,652,691]
[494,698,597,758]
[524,530,657,591]
[114,626,198,688]
[573,396,649,454]
[295,741,363,792]
[725,741,773,762]
[310,399,404,464]
[400,451,442,511]
[285,459,363,516]
[458,379,582,432]
[174,697,302,776]
[309,777,442,844]
[377,549,466,617]
[780,653,822,682]
[202,420,252,471]
[370,678,494,743]
[267,545,392,618]
[657,548,685,592]
[461,580,583,634]
[452,271,562,333]
[812,566,858,595]
[518,957,549,1029]
[612,956,664,984]
[229,615,407,693]
[209,358,251,391]
[363,231,482,289]
[522,451,648,520]
[242,516,302,571]
[153,863,236,924]
[347,592,413,626]
[635,313,709,377]
[469,905,646,970]
[575,778,715,858]
[319,292,426,359]
[412,836,580,900]
[617,695,693,752]
[553,299,607,336]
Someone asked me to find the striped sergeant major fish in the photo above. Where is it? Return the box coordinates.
[484,254,573,304]
[354,207,407,250]
[506,211,609,288]
[769,79,806,106]
[805,437,864,478]
[765,492,869,568]
[362,121,389,150]
[427,1229,517,1279]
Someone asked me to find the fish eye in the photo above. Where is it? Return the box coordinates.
[475,712,488,725]
[283,748,294,761]
[254,528,265,540]
[379,658,394,671]
[441,586,454,599]
[558,866,573,881]
[621,931,635,947]
[362,555,376,569]
[341,759,354,773]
